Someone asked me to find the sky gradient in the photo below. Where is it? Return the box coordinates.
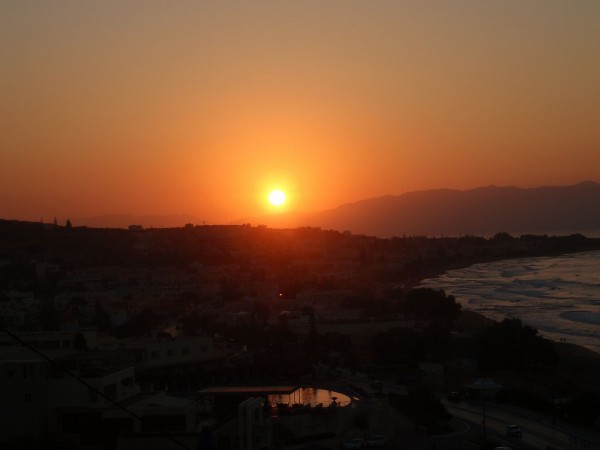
[2,1,600,225]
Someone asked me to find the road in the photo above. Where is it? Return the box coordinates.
[307,378,600,450]
[444,399,600,450]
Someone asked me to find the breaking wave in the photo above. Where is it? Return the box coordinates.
[420,251,600,354]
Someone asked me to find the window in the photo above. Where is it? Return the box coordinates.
[151,351,159,360]
[167,349,175,357]
[182,348,190,355]
[24,393,32,403]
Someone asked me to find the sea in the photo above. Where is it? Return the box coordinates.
[419,250,600,354]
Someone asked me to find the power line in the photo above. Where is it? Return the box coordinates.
[0,325,191,450]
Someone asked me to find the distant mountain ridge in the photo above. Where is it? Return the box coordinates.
[258,181,600,237]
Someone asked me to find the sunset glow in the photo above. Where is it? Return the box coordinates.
[1,2,600,226]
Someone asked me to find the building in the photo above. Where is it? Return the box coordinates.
[0,347,199,447]
[196,385,356,449]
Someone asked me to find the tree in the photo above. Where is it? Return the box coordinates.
[220,279,242,302]
[371,327,424,366]
[180,312,223,336]
[253,301,271,324]
[492,232,514,242]
[93,300,111,331]
[390,388,451,432]
[566,392,600,425]
[401,288,461,323]
[353,412,369,431]
[67,296,87,315]
[301,305,317,349]
[361,299,395,319]
[473,318,558,371]
[73,333,87,351]
[40,298,59,331]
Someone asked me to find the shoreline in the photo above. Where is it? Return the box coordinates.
[415,249,600,357]
[413,247,600,288]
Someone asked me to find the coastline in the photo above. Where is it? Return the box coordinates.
[416,248,600,354]
[412,246,600,289]
[411,250,600,392]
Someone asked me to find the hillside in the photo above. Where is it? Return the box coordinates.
[259,181,600,237]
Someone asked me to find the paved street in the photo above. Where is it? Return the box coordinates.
[444,398,600,450]
[287,380,600,450]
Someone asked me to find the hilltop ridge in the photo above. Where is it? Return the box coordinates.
[258,181,600,237]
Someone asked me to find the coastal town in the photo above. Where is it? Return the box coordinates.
[2,219,600,450]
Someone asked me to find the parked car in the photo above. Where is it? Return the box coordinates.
[370,380,383,392]
[506,424,523,437]
[447,391,462,402]
[303,444,329,450]
[365,435,388,447]
[341,438,366,449]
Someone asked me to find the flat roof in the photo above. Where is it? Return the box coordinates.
[197,385,299,396]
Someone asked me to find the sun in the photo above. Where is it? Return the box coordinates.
[268,189,286,206]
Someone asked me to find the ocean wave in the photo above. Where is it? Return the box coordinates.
[420,251,600,354]
[560,311,600,326]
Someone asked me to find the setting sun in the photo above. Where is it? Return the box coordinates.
[268,189,286,206]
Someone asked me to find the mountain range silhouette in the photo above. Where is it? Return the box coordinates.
[74,182,600,237]
[257,181,600,237]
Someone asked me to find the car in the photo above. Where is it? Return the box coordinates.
[370,380,383,392]
[303,444,329,450]
[341,438,366,449]
[447,391,462,402]
[506,424,523,437]
[365,435,388,447]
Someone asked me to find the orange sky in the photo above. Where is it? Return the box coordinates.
[2,1,600,225]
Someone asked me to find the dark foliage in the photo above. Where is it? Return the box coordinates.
[40,298,59,331]
[565,392,600,425]
[114,308,163,337]
[92,300,112,332]
[472,318,558,371]
[371,321,452,366]
[341,294,371,309]
[495,387,552,413]
[73,333,88,351]
[400,288,461,322]
[390,388,451,432]
[179,311,223,336]
[360,299,395,319]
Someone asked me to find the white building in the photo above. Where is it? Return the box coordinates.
[0,348,198,444]
[107,335,231,373]
[0,329,98,351]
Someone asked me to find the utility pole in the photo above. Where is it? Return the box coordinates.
[481,379,487,447]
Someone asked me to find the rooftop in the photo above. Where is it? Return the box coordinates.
[197,385,299,396]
